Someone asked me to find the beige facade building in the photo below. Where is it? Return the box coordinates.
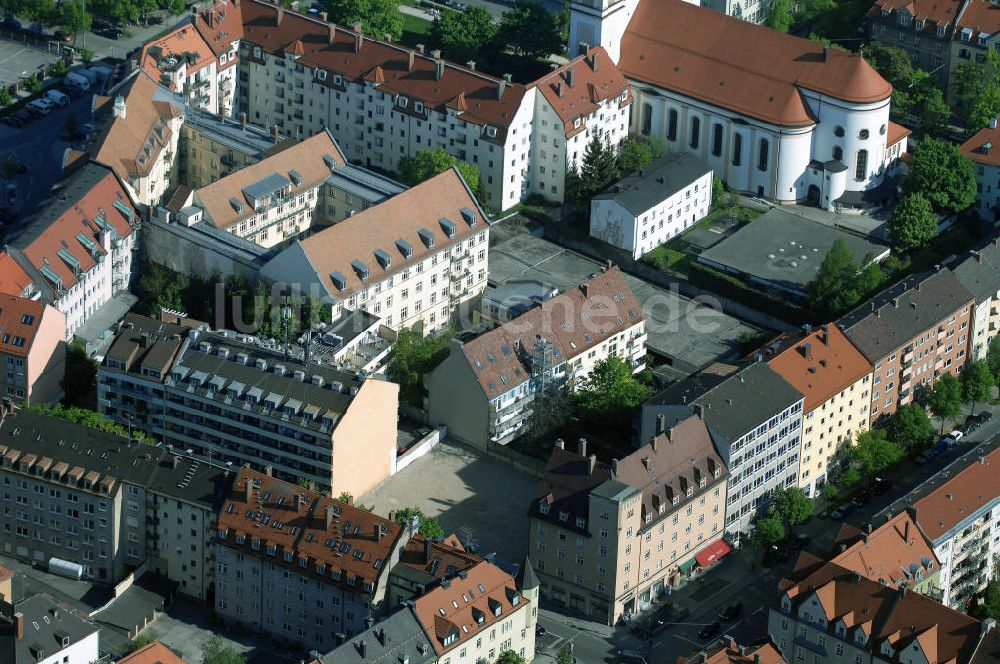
[765,325,873,498]
[0,294,65,405]
[386,533,481,609]
[261,168,489,334]
[528,412,728,625]
[178,109,283,189]
[427,267,646,447]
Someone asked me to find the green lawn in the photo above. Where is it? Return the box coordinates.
[400,14,432,47]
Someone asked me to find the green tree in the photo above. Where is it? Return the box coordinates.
[807,239,883,317]
[201,636,245,664]
[55,0,92,37]
[616,137,653,176]
[497,652,527,664]
[573,356,650,430]
[862,42,912,89]
[0,87,11,108]
[23,74,41,95]
[891,70,950,138]
[852,428,904,476]
[888,193,938,252]
[712,176,726,208]
[325,0,404,41]
[951,53,1000,134]
[961,360,994,415]
[971,580,1000,620]
[988,335,1000,382]
[496,0,564,59]
[765,0,794,32]
[430,6,496,65]
[168,0,186,14]
[337,491,353,503]
[751,516,785,549]
[904,138,977,214]
[387,327,453,406]
[455,161,481,192]
[28,403,151,443]
[567,134,619,209]
[555,645,574,664]
[394,507,445,538]
[929,373,963,433]
[398,147,477,189]
[25,0,57,26]
[60,340,97,408]
[888,403,935,453]
[768,486,812,529]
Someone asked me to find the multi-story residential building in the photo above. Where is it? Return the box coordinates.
[145,449,235,602]
[948,1,1000,99]
[679,637,786,664]
[0,593,101,664]
[950,240,1000,360]
[409,559,539,663]
[960,120,1000,222]
[867,0,961,89]
[764,325,873,497]
[317,607,436,664]
[571,0,905,210]
[426,266,646,447]
[214,468,410,648]
[189,0,243,117]
[98,315,400,496]
[829,511,941,597]
[5,163,139,338]
[386,533,482,608]
[838,268,975,423]
[0,408,159,583]
[529,45,632,201]
[590,152,712,259]
[116,641,187,664]
[528,412,728,624]
[177,108,283,189]
[911,446,1000,611]
[173,130,347,248]
[0,294,66,405]
[92,70,186,207]
[768,560,991,664]
[262,168,489,334]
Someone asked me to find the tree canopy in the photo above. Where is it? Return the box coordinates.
[888,193,938,253]
[573,356,650,430]
[765,0,794,32]
[988,336,1000,382]
[904,138,977,214]
[387,327,453,406]
[497,652,528,664]
[951,52,1000,134]
[497,0,564,60]
[61,340,97,408]
[768,487,812,528]
[961,360,994,414]
[852,428,904,476]
[398,147,481,192]
[566,135,619,209]
[394,507,445,538]
[617,137,653,176]
[929,373,963,432]
[751,516,785,549]
[201,636,245,664]
[430,6,497,65]
[863,42,912,89]
[807,239,884,317]
[888,403,935,453]
[325,0,404,41]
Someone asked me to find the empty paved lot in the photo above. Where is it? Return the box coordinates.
[0,40,58,87]
[362,441,538,563]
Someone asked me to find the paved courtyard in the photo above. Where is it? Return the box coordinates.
[0,38,60,88]
[362,441,538,563]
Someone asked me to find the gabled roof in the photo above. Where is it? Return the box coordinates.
[0,253,35,298]
[693,362,803,442]
[0,294,50,359]
[192,0,243,59]
[950,239,1000,303]
[869,0,963,31]
[396,534,481,584]
[961,124,1000,168]
[620,0,891,127]
[461,266,643,397]
[534,46,631,138]
[593,152,712,216]
[955,0,1000,37]
[319,606,435,664]
[838,268,975,363]
[0,594,98,664]
[911,446,1000,541]
[830,512,939,590]
[116,641,187,664]
[140,22,216,86]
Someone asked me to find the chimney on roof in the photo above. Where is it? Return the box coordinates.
[565,67,575,88]
[276,6,283,24]
[424,536,433,563]
[352,22,363,52]
[591,51,599,71]
[821,324,830,345]
[264,465,273,477]
[375,523,383,541]
[556,80,564,97]
[581,282,589,297]
[799,342,812,360]
[240,112,247,130]
[272,125,280,141]
[904,519,909,541]
[588,454,597,475]
[693,403,704,420]
[577,41,590,57]
[407,50,415,71]
[466,60,476,70]
[611,458,619,477]
[656,413,665,434]
[357,640,367,658]
[555,438,564,450]
[113,95,126,120]
[14,612,23,640]
[416,43,425,53]
[577,438,587,457]
[893,298,899,308]
[650,437,657,452]
[171,455,180,470]
[321,10,328,21]
[992,116,999,130]
[244,478,253,503]
[325,505,335,529]
[498,75,510,101]
[307,480,315,492]
[376,627,387,646]
[976,251,984,264]
[433,52,444,80]
[328,23,335,44]
[823,44,829,62]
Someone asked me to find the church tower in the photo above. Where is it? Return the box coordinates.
[567,0,640,63]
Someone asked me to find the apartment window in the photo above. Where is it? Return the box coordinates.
[690,117,700,150]
[711,123,723,157]
[667,109,678,141]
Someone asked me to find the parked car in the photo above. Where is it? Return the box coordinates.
[962,418,983,436]
[100,27,124,39]
[44,90,70,107]
[949,430,964,441]
[2,114,24,128]
[719,603,743,622]
[831,503,854,520]
[26,98,53,115]
[979,411,993,424]
[698,622,722,640]
[53,30,73,42]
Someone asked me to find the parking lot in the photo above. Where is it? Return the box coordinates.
[0,39,59,88]
[362,440,539,563]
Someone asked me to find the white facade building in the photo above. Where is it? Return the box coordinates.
[961,120,1000,223]
[590,152,712,258]
[1,594,100,664]
[950,240,1000,361]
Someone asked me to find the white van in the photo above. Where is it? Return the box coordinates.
[26,98,53,115]
[45,89,69,107]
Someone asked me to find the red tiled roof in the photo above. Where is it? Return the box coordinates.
[140,23,216,88]
[961,125,1000,168]
[679,639,786,664]
[830,512,938,589]
[0,253,35,298]
[193,0,243,64]
[217,468,403,592]
[956,0,1000,35]
[0,293,48,358]
[912,447,1000,541]
[534,46,631,138]
[869,0,963,30]
[411,560,525,656]
[116,642,187,664]
[620,0,891,126]
[887,121,912,147]
[398,533,482,580]
[461,266,643,397]
[240,0,527,139]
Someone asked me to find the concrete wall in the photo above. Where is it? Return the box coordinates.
[331,378,399,498]
[395,426,445,473]
[426,342,491,448]
[142,216,268,282]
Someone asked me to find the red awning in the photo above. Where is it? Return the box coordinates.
[695,539,732,567]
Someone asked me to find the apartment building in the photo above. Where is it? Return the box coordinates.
[0,294,65,405]
[838,268,975,423]
[571,0,900,209]
[950,241,1000,360]
[0,408,158,583]
[317,607,436,664]
[262,168,489,335]
[829,512,941,598]
[98,316,399,496]
[386,533,482,608]
[116,641,187,664]
[529,45,632,201]
[679,637,786,664]
[145,449,235,602]
[426,266,646,448]
[5,163,139,338]
[178,108,284,189]
[961,120,1000,222]
[214,468,409,649]
[911,446,1000,611]
[0,593,100,664]
[190,0,243,117]
[410,559,539,663]
[173,130,346,248]
[590,152,712,259]
[764,325,873,498]
[528,413,728,624]
[92,70,186,207]
[768,560,991,664]
[867,0,960,88]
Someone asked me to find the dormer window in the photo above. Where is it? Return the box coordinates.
[915,19,923,30]
[253,46,262,58]
[398,96,409,108]
[317,69,327,81]
[575,516,585,528]
[415,101,424,113]
[539,503,549,515]
[559,511,569,522]
[486,125,497,138]
[573,117,582,129]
